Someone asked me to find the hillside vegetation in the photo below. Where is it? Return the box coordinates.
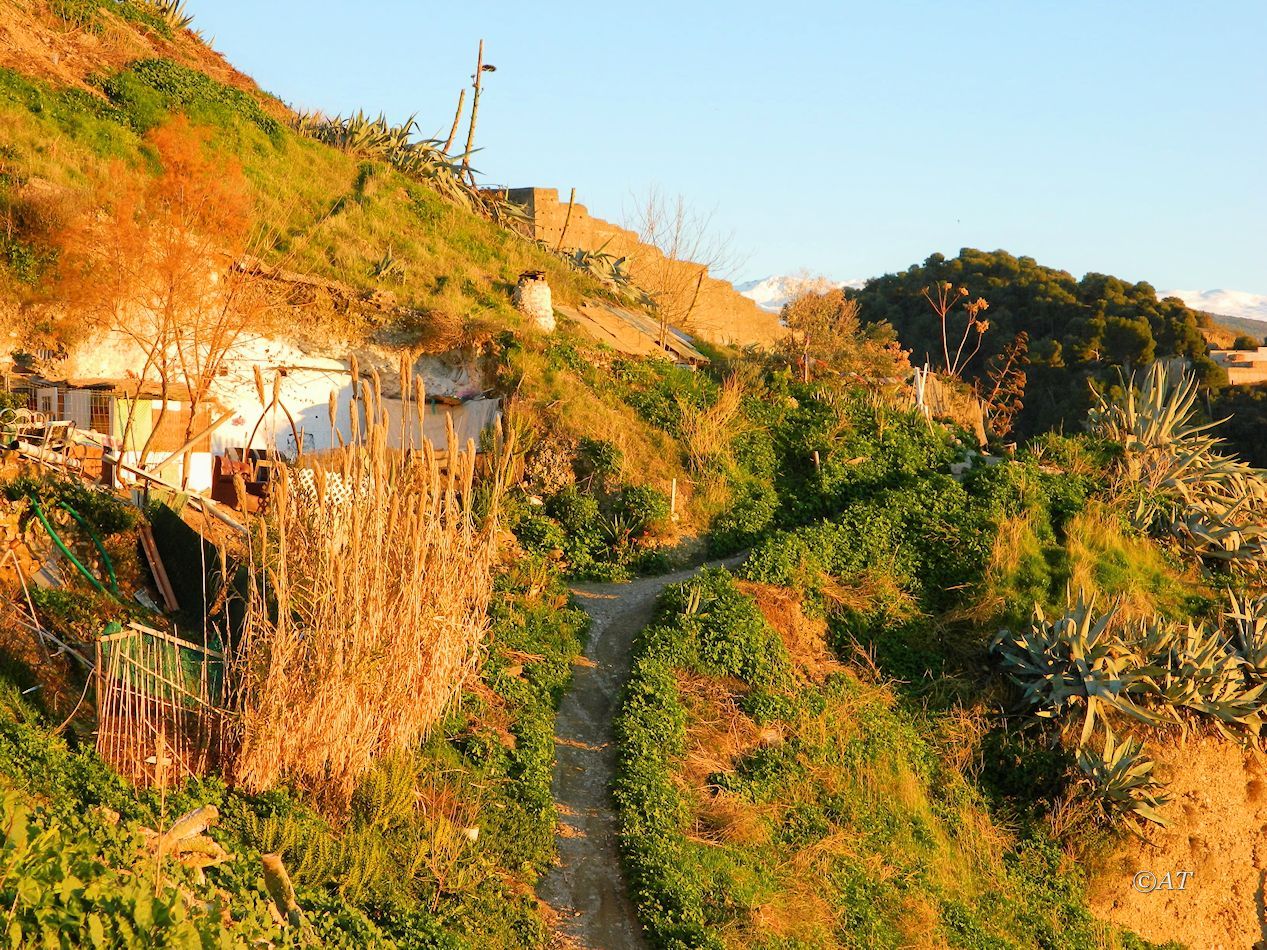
[0,2,602,351]
[3,4,1267,950]
[852,248,1225,438]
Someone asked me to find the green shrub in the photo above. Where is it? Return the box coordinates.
[513,509,567,555]
[101,59,282,137]
[574,436,622,487]
[610,484,670,534]
[706,478,778,557]
[3,475,138,536]
[0,787,281,947]
[0,233,57,284]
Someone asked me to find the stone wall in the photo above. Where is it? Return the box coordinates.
[503,188,784,348]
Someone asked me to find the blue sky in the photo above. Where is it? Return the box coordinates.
[193,1,1265,293]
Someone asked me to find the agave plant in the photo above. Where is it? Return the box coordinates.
[138,0,194,29]
[1224,588,1267,677]
[1134,617,1267,736]
[294,111,480,212]
[1076,727,1170,826]
[1089,363,1267,572]
[560,245,653,307]
[993,592,1166,746]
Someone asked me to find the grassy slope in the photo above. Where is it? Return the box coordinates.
[0,7,601,343]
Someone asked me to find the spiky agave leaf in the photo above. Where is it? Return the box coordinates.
[138,0,194,30]
[1089,363,1267,573]
[1224,588,1267,679]
[1135,616,1267,736]
[1076,726,1170,826]
[992,592,1168,746]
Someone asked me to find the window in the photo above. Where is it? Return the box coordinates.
[90,393,112,434]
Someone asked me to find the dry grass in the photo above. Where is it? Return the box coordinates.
[737,581,842,683]
[677,374,748,474]
[676,671,761,792]
[510,342,690,513]
[226,366,512,812]
[0,0,265,98]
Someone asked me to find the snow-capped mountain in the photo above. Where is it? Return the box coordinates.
[736,274,867,313]
[1159,289,1267,324]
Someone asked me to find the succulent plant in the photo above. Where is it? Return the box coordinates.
[1135,617,1267,736]
[993,592,1166,746]
[1076,726,1169,826]
[138,0,194,30]
[1088,363,1267,572]
[1222,588,1267,678]
[293,111,480,212]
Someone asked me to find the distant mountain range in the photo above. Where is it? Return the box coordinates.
[735,274,866,313]
[1159,289,1267,324]
[739,274,1267,326]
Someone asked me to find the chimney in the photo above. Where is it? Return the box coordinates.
[513,271,555,333]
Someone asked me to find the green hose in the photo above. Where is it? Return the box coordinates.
[59,503,119,596]
[29,496,116,597]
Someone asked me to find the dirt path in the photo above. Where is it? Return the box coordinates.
[537,562,730,949]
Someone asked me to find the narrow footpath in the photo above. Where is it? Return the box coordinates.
[537,562,727,949]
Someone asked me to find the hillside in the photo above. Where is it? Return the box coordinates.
[0,22,603,350]
[2,5,1267,950]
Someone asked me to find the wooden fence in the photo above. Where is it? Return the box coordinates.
[95,623,225,787]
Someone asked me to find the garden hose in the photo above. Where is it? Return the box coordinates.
[58,503,119,596]
[28,496,118,597]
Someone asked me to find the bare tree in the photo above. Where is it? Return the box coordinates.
[58,116,268,486]
[922,281,991,378]
[625,187,739,349]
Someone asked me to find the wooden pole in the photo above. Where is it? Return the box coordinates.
[143,411,236,476]
[461,40,485,185]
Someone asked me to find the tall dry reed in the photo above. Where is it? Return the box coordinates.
[226,362,513,811]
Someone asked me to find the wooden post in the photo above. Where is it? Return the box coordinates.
[669,478,677,519]
[461,40,486,185]
[142,410,236,476]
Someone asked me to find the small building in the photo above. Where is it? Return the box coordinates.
[17,377,217,489]
[1209,346,1267,386]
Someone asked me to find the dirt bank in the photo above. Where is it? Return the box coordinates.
[1089,735,1267,949]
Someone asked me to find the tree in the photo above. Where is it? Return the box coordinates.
[625,188,736,350]
[780,288,909,384]
[852,248,1226,439]
[1232,334,1262,351]
[57,115,266,485]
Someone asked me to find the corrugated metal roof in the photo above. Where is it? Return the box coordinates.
[554,301,709,364]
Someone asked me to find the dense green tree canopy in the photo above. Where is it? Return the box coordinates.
[852,248,1226,438]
